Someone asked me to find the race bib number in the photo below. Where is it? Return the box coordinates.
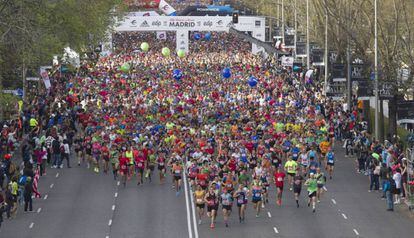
[277,177,283,182]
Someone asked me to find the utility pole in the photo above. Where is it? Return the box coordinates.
[374,0,380,140]
[277,0,280,27]
[294,0,297,58]
[324,9,328,95]
[346,2,352,111]
[306,0,310,70]
[281,0,285,43]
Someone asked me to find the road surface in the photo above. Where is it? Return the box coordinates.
[1,146,413,238]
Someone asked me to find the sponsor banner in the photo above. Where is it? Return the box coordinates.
[397,100,414,122]
[379,82,394,100]
[351,63,366,81]
[311,48,324,66]
[180,6,233,16]
[331,63,346,82]
[281,56,294,67]
[159,0,176,15]
[176,30,189,53]
[357,80,373,98]
[326,82,346,98]
[296,41,306,57]
[284,34,295,48]
[116,16,265,33]
[157,31,167,40]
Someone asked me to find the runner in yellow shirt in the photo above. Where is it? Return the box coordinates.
[284,158,298,191]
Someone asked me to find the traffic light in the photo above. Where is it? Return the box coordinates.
[232,12,239,24]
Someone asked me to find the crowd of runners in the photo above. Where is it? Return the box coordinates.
[0,29,411,230]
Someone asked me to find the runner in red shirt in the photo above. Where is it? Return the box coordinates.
[119,152,129,187]
[135,150,146,185]
[273,166,286,206]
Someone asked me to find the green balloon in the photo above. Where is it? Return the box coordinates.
[120,63,130,73]
[141,42,149,52]
[162,47,171,57]
[177,49,186,58]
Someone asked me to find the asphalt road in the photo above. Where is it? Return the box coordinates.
[1,146,414,238]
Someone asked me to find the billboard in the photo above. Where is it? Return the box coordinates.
[296,41,306,57]
[331,63,346,82]
[311,48,324,66]
[284,34,295,48]
[397,100,414,124]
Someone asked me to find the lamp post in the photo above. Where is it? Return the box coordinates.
[374,0,379,140]
[281,0,285,43]
[324,9,328,95]
[306,0,310,70]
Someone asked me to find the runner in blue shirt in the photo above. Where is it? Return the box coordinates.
[326,148,335,179]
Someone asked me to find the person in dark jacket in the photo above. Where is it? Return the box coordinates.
[4,185,13,218]
[23,177,33,212]
[0,191,5,228]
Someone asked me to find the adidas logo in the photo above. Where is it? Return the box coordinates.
[140,21,149,27]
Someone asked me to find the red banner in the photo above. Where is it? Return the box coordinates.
[124,0,160,9]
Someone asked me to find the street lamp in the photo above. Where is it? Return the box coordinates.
[324,8,328,95]
[306,0,310,70]
[374,0,379,140]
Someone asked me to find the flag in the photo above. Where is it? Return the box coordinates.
[157,31,167,40]
[33,168,41,198]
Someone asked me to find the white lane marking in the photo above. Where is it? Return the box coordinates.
[183,171,193,238]
[50,183,54,188]
[323,186,328,192]
[108,219,112,226]
[114,192,118,198]
[37,208,42,213]
[267,212,272,218]
[44,194,48,200]
[55,173,59,178]
[29,222,34,229]
[331,199,337,205]
[105,236,109,238]
[353,229,359,236]
[112,205,116,211]
[342,213,348,219]
[273,227,279,234]
[117,181,120,186]
[188,185,199,238]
